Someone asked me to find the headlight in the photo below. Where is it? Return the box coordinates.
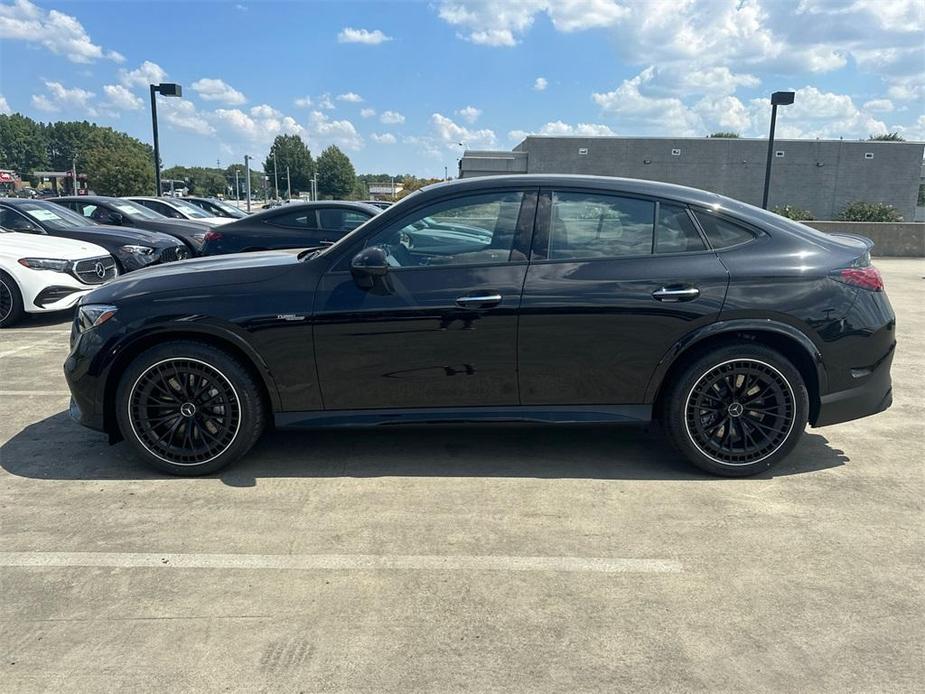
[76,304,117,333]
[18,257,70,272]
[120,244,154,255]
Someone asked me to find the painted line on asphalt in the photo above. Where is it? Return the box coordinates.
[0,552,682,574]
[1,390,71,396]
[4,329,71,335]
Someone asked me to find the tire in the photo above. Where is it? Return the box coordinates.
[0,271,24,328]
[662,342,809,477]
[115,340,266,475]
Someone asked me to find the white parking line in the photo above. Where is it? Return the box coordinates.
[1,390,70,396]
[0,552,682,574]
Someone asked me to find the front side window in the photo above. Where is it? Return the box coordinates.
[319,208,369,232]
[693,209,756,249]
[0,207,41,232]
[365,191,525,268]
[548,192,654,260]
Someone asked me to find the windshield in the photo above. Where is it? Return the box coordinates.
[169,198,212,218]
[111,199,164,220]
[20,201,94,229]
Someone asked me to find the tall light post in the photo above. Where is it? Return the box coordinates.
[286,166,291,201]
[762,90,795,209]
[149,82,183,197]
[244,155,252,212]
[234,168,240,202]
[273,152,280,201]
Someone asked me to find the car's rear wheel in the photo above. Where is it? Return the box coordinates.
[663,343,809,477]
[0,271,24,328]
[115,340,266,475]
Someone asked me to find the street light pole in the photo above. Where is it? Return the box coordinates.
[762,90,795,210]
[148,83,183,197]
[273,152,279,201]
[244,155,252,212]
[234,168,240,202]
[286,166,291,201]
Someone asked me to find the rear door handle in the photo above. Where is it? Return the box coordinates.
[456,293,502,309]
[652,287,700,302]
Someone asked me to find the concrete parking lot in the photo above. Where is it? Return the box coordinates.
[1,258,922,692]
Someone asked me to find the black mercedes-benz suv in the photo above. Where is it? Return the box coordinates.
[64,175,895,477]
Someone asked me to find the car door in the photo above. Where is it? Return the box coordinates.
[518,188,729,405]
[313,188,537,410]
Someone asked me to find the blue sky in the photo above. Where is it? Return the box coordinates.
[1,0,923,177]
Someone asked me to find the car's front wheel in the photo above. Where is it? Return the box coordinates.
[663,343,809,477]
[0,271,24,328]
[115,340,266,475]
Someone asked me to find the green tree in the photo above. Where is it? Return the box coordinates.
[772,205,814,221]
[162,165,229,196]
[868,132,905,141]
[837,201,903,222]
[0,114,49,181]
[263,134,314,196]
[316,145,355,199]
[707,132,740,138]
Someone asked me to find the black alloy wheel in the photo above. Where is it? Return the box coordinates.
[663,343,809,477]
[684,359,795,465]
[0,272,24,328]
[128,358,241,465]
[116,341,266,475]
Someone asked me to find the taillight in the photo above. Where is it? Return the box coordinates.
[203,229,222,242]
[831,266,883,292]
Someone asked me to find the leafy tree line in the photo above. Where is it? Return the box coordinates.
[0,113,155,196]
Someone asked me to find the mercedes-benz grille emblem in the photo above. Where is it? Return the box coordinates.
[94,261,106,279]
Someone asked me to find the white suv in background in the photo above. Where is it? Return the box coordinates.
[124,196,234,226]
[0,227,117,328]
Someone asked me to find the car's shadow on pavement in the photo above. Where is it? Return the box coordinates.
[1,411,849,485]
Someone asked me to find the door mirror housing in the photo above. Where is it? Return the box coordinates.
[350,246,390,289]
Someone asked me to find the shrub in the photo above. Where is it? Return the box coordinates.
[837,201,903,223]
[772,205,814,221]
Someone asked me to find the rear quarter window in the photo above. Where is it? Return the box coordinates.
[693,209,757,249]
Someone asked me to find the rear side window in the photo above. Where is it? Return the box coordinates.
[268,210,319,230]
[549,192,654,259]
[655,204,706,254]
[319,208,369,232]
[693,209,756,249]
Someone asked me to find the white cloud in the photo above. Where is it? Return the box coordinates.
[0,95,11,115]
[31,81,96,115]
[294,96,312,108]
[164,100,215,136]
[249,104,282,119]
[337,27,392,44]
[456,105,482,123]
[318,93,335,110]
[307,110,364,150]
[592,67,701,136]
[431,113,496,149]
[192,78,247,105]
[337,92,364,103]
[863,99,894,113]
[371,132,397,144]
[509,120,616,140]
[212,104,304,144]
[360,107,376,118]
[533,77,548,91]
[103,84,143,110]
[437,0,628,46]
[380,110,405,125]
[119,61,168,88]
[0,0,122,63]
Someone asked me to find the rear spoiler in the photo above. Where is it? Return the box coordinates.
[829,232,875,252]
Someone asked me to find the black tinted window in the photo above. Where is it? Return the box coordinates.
[319,208,369,232]
[268,210,318,229]
[655,204,706,254]
[693,210,756,249]
[549,192,654,259]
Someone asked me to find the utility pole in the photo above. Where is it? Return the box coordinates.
[234,168,240,202]
[71,157,78,195]
[286,166,291,201]
[244,155,252,212]
[273,152,279,201]
[390,176,395,201]
[444,165,448,182]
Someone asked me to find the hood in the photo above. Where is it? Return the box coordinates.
[68,224,179,247]
[83,248,304,303]
[0,231,109,260]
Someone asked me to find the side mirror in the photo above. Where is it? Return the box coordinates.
[350,246,389,289]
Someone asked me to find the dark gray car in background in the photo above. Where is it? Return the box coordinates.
[50,196,213,255]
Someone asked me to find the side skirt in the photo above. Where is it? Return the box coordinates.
[275,405,652,429]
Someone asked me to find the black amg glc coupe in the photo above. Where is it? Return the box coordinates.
[64,175,895,477]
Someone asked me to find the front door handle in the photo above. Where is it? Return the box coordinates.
[652,287,700,302]
[456,293,502,309]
